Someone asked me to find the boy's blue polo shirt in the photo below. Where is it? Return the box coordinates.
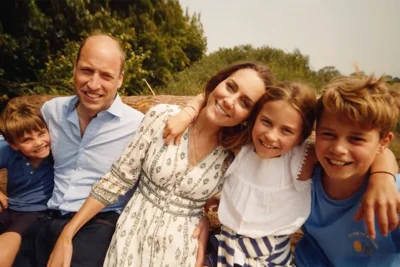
[0,137,54,211]
[295,165,400,267]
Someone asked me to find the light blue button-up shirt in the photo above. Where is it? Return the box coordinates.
[41,95,144,213]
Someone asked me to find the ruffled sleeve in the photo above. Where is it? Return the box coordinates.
[90,104,178,205]
[290,140,312,191]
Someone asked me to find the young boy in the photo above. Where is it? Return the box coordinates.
[294,74,400,266]
[0,100,54,267]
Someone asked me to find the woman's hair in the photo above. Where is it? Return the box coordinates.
[202,61,275,150]
[316,73,400,138]
[0,99,47,144]
[235,81,317,147]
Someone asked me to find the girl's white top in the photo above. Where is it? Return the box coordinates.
[218,141,312,238]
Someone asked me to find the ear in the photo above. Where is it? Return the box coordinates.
[7,141,19,151]
[117,71,124,89]
[377,132,393,154]
[73,60,77,77]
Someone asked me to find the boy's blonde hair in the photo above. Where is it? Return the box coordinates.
[316,73,400,138]
[0,99,47,144]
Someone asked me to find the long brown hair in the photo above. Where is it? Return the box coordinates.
[203,61,274,150]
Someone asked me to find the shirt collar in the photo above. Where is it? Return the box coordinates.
[65,94,124,118]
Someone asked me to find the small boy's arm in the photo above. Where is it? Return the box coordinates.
[163,93,205,145]
[0,191,8,211]
[298,142,318,181]
[356,148,399,239]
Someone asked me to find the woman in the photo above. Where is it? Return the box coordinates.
[47,62,274,267]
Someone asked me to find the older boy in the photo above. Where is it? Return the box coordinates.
[295,74,400,266]
[0,100,54,267]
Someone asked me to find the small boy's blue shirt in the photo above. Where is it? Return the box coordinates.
[295,165,400,267]
[0,136,54,211]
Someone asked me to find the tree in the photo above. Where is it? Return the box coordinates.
[0,0,207,97]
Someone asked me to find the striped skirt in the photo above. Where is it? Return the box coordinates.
[216,225,293,267]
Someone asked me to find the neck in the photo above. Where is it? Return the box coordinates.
[321,171,367,200]
[192,110,221,139]
[76,104,97,122]
[29,157,43,169]
[76,104,96,137]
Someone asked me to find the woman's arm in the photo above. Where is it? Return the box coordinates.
[356,148,399,239]
[47,197,105,267]
[163,94,205,145]
[47,105,167,267]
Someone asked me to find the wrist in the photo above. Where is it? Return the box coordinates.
[369,171,396,182]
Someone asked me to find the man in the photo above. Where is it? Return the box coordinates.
[15,33,144,267]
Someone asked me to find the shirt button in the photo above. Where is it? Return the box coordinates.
[26,162,30,166]
[30,171,34,175]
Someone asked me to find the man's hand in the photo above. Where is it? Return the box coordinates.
[192,216,210,267]
[0,191,8,212]
[355,173,400,239]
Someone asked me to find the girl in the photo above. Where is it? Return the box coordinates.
[165,81,399,267]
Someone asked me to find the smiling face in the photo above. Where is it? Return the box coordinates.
[73,35,124,118]
[252,100,303,158]
[315,110,391,182]
[203,68,266,128]
[9,128,51,165]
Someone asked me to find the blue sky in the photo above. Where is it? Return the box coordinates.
[179,0,400,77]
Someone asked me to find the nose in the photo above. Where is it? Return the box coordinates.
[264,129,278,142]
[33,137,43,147]
[87,73,101,90]
[330,139,347,155]
[222,96,235,109]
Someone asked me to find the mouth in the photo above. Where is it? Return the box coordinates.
[327,158,352,166]
[215,102,230,117]
[34,145,49,154]
[260,140,278,149]
[84,91,102,100]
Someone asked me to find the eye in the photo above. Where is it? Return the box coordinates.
[102,74,114,80]
[319,131,335,138]
[262,119,272,126]
[283,128,294,135]
[239,99,250,109]
[349,136,366,143]
[80,68,92,74]
[226,82,235,92]
[39,131,46,137]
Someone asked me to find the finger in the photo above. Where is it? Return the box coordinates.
[164,134,173,146]
[174,133,183,145]
[377,204,388,237]
[192,225,201,239]
[387,202,398,232]
[354,205,364,221]
[363,202,376,239]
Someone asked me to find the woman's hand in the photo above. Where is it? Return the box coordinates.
[355,172,400,239]
[192,216,210,267]
[47,231,73,267]
[163,109,193,145]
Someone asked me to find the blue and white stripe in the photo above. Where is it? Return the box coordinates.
[217,225,293,267]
